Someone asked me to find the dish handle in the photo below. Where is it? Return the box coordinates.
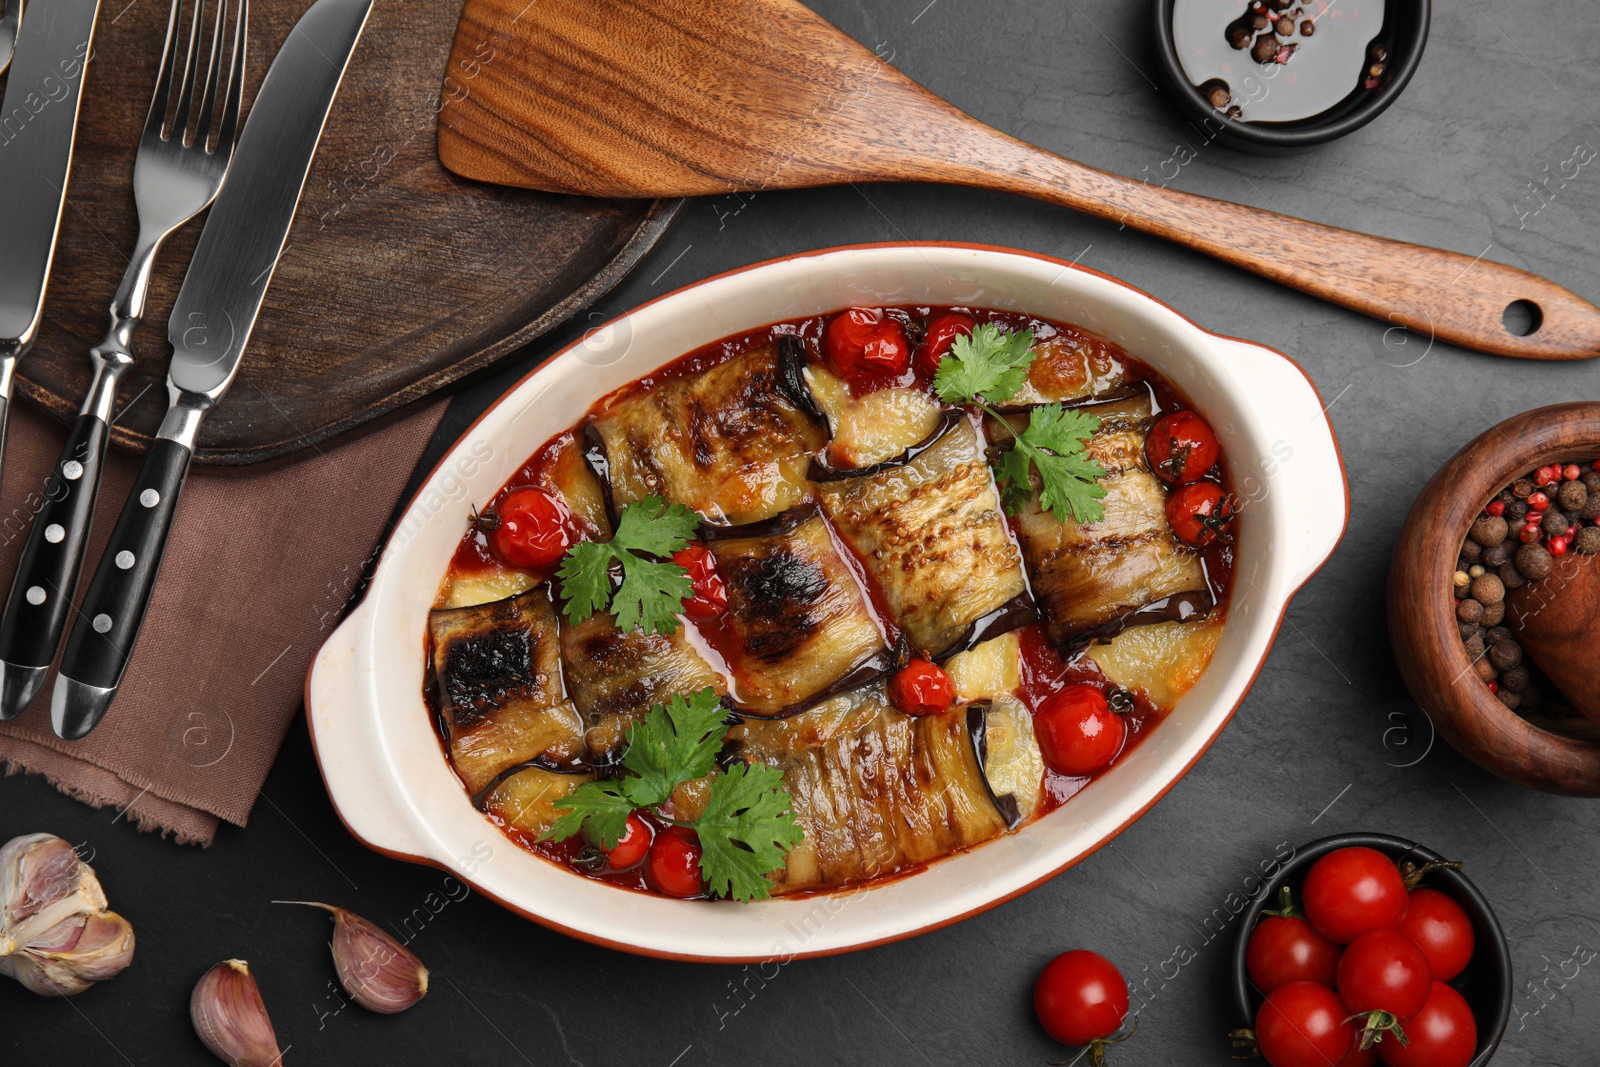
[1216,337,1349,589]
[306,603,431,862]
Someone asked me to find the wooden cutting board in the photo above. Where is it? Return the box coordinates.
[12,0,677,465]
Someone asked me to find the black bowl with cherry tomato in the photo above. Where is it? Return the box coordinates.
[1231,834,1510,1067]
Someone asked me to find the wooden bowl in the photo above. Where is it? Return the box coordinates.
[1389,402,1600,795]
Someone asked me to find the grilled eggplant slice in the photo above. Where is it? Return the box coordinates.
[1005,323,1135,407]
[727,687,1028,892]
[1003,390,1210,648]
[477,764,596,837]
[427,586,584,793]
[801,362,943,471]
[559,610,729,763]
[585,337,827,525]
[704,506,890,715]
[816,414,1032,658]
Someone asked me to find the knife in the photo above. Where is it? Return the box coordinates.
[50,0,374,740]
[0,0,100,479]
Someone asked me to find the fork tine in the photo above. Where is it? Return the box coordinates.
[143,0,184,137]
[170,0,203,143]
[213,0,247,156]
[193,0,226,147]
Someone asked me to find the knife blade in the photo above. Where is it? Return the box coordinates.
[0,0,100,475]
[51,0,374,739]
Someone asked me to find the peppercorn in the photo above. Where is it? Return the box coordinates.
[1515,542,1554,580]
[1453,569,1471,591]
[1472,657,1497,683]
[1497,561,1526,589]
[1272,15,1292,34]
[1497,689,1522,710]
[1558,480,1588,511]
[1463,634,1485,660]
[1207,84,1232,109]
[1469,515,1508,547]
[1574,527,1600,555]
[1506,500,1529,524]
[1300,18,1315,35]
[1501,665,1529,691]
[1253,34,1281,62]
[1512,479,1535,500]
[1583,494,1600,522]
[1542,510,1570,538]
[1369,43,1389,62]
[1460,540,1483,565]
[1583,469,1600,492]
[1469,573,1504,603]
[1488,640,1522,670]
[1251,13,1270,30]
[1483,540,1513,567]
[1459,621,1482,641]
[1456,598,1484,623]
[1480,600,1505,627]
[1487,626,1513,645]
[1229,26,1253,48]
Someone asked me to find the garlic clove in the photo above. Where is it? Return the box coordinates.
[0,833,134,996]
[276,901,428,1014]
[191,959,284,1067]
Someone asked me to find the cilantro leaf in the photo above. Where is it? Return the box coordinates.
[692,762,805,903]
[995,405,1108,525]
[933,323,1037,406]
[541,779,635,849]
[618,688,727,808]
[556,496,700,635]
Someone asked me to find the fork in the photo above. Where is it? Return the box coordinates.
[0,0,247,719]
[0,0,21,76]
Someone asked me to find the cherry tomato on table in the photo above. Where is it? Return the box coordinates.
[1034,685,1126,776]
[1303,847,1409,944]
[913,310,976,377]
[1246,897,1342,995]
[1165,481,1235,547]
[646,827,703,898]
[1254,981,1358,1067]
[1337,929,1432,1031]
[1033,949,1130,1049]
[822,307,911,383]
[671,543,727,620]
[477,487,572,569]
[1376,982,1477,1067]
[604,812,652,870]
[1145,410,1220,485]
[889,659,954,716]
[1397,887,1475,982]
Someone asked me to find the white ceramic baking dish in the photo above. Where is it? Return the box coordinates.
[306,243,1347,962]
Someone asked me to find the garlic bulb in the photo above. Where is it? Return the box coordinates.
[191,960,283,1067]
[0,833,135,996]
[278,901,428,1013]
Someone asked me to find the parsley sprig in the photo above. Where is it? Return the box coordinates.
[543,688,805,903]
[556,496,699,635]
[933,323,1108,524]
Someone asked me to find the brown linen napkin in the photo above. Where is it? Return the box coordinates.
[0,399,447,844]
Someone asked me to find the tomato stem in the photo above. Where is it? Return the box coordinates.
[1260,883,1303,919]
[1048,1015,1140,1067]
[1226,1026,1261,1059]
[1399,858,1464,888]
[1344,1009,1410,1051]
[469,503,501,532]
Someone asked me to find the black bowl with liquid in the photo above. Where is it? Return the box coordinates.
[1154,0,1430,152]
[1230,833,1511,1067]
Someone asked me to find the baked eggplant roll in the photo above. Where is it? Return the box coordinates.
[726,687,1040,893]
[476,764,596,837]
[1000,389,1211,648]
[585,337,827,526]
[816,413,1033,658]
[426,586,584,793]
[1004,323,1137,407]
[559,610,728,764]
[703,506,890,716]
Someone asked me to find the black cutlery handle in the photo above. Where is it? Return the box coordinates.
[56,437,192,720]
[0,413,110,671]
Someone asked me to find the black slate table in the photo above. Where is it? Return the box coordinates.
[5,1,1598,1062]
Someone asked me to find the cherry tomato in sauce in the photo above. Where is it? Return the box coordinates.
[671,543,728,620]
[888,659,954,716]
[914,310,976,377]
[646,828,703,898]
[605,812,653,870]
[1337,929,1432,1024]
[1035,685,1126,776]
[1396,887,1474,982]
[1375,982,1476,1067]
[1255,982,1359,1067]
[1032,950,1130,1048]
[1303,847,1409,945]
[1165,481,1235,547]
[822,307,911,382]
[1246,912,1343,995]
[478,487,572,570]
[1145,410,1221,485]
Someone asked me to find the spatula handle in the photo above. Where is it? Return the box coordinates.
[969,138,1600,361]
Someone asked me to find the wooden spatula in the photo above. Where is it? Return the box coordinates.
[438,0,1600,361]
